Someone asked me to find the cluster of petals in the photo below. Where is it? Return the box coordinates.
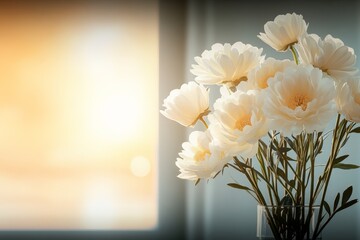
[296,34,358,81]
[190,42,264,87]
[160,82,210,127]
[176,130,229,181]
[209,90,268,158]
[262,65,337,135]
[336,76,360,122]
[258,13,308,51]
[247,58,296,89]
[161,12,360,182]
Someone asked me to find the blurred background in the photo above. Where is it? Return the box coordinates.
[0,0,158,235]
[0,0,358,240]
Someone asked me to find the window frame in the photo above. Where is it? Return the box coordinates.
[0,1,187,239]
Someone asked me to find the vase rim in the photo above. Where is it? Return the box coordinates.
[258,204,321,208]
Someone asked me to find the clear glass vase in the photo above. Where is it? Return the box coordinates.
[257,205,322,240]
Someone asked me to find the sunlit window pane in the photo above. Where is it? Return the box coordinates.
[0,1,158,230]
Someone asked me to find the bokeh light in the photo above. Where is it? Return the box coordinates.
[0,1,158,230]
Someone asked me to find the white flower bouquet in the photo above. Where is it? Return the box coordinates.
[161,13,360,239]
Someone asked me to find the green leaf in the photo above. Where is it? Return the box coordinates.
[338,199,358,212]
[333,163,360,170]
[195,179,200,186]
[278,147,292,153]
[323,200,331,216]
[213,171,221,179]
[258,142,267,158]
[227,183,252,191]
[285,137,297,151]
[315,136,324,156]
[221,164,228,175]
[233,157,247,168]
[341,137,350,148]
[342,186,353,205]
[334,193,340,210]
[289,179,296,188]
[351,126,360,133]
[276,168,287,181]
[283,195,292,206]
[333,155,349,165]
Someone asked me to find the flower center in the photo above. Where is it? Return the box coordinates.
[288,93,310,111]
[235,114,252,131]
[194,148,211,162]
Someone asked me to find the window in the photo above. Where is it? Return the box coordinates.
[0,1,158,230]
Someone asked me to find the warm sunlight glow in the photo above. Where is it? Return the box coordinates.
[82,178,119,229]
[131,156,151,177]
[0,1,158,230]
[89,93,142,142]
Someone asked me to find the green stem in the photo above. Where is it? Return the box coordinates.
[257,145,275,206]
[233,157,283,239]
[301,157,306,230]
[276,178,297,204]
[313,114,342,239]
[300,133,307,234]
[280,134,289,198]
[306,133,316,239]
[290,45,299,64]
[199,116,208,129]
[233,157,281,204]
[269,138,280,202]
[295,133,305,205]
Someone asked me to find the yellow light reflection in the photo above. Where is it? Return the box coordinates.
[88,92,142,142]
[0,1,158,230]
[82,177,120,229]
[131,156,151,177]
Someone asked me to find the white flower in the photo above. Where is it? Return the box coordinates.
[258,13,308,51]
[209,91,268,158]
[190,42,264,87]
[218,80,253,99]
[248,58,296,90]
[296,34,358,80]
[263,65,337,135]
[336,76,360,122]
[160,82,210,127]
[176,130,229,181]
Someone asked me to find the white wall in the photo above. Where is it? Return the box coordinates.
[184,1,360,239]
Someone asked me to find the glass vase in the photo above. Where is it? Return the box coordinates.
[257,205,322,240]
